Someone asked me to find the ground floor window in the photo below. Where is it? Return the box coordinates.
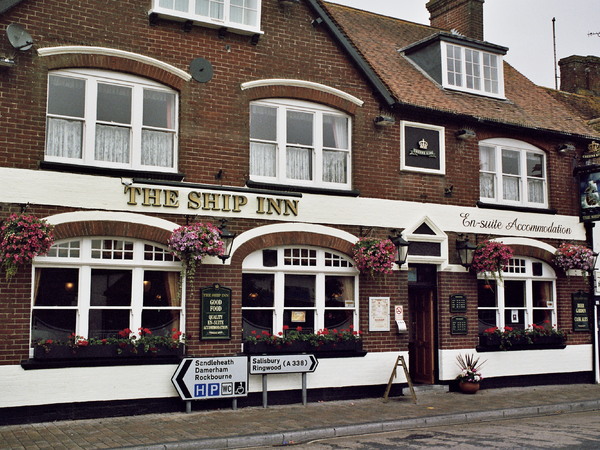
[31,238,182,343]
[477,257,556,333]
[242,246,358,338]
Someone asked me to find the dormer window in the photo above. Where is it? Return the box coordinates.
[443,42,503,97]
[403,33,507,100]
[151,0,262,35]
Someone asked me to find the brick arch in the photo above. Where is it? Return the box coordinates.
[242,85,359,115]
[233,231,354,265]
[53,220,171,245]
[39,51,188,91]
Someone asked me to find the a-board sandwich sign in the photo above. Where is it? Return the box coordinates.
[172,356,248,400]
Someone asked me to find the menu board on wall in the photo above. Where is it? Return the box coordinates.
[201,284,231,339]
[572,292,590,332]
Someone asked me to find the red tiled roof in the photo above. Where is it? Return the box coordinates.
[321,2,599,139]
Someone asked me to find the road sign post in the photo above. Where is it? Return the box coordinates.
[172,356,248,411]
[249,354,318,407]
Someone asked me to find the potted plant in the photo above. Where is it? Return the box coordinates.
[243,325,363,356]
[553,243,596,281]
[455,353,485,394]
[0,213,54,281]
[470,240,513,283]
[33,327,186,360]
[352,237,396,277]
[167,222,225,291]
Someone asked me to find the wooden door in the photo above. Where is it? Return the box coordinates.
[408,288,435,384]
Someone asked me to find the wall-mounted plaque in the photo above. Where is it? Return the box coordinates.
[575,164,600,222]
[450,316,468,335]
[572,292,590,332]
[369,297,390,331]
[400,121,445,175]
[201,283,231,339]
[450,294,467,313]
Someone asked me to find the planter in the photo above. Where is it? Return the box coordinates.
[478,334,566,352]
[33,344,183,361]
[243,340,364,357]
[458,381,480,394]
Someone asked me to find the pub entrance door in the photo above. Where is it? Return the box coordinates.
[408,264,437,384]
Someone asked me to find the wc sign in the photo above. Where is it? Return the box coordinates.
[172,356,248,401]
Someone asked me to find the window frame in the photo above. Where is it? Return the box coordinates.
[477,257,557,333]
[45,68,179,173]
[441,41,505,99]
[249,99,352,190]
[150,0,263,35]
[31,237,184,344]
[241,246,359,337]
[479,138,548,208]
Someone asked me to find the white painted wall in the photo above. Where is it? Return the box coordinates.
[439,345,593,381]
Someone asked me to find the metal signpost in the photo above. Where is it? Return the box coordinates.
[172,356,248,412]
[249,354,318,407]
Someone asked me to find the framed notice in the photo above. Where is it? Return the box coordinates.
[200,284,231,339]
[449,294,467,313]
[369,297,390,331]
[450,316,468,335]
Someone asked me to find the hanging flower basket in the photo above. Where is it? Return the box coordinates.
[0,213,54,281]
[351,237,396,277]
[470,240,513,282]
[553,243,595,281]
[167,222,225,291]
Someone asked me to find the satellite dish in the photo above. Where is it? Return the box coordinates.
[6,23,33,51]
[190,57,213,83]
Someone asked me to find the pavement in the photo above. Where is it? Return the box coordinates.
[1,383,600,449]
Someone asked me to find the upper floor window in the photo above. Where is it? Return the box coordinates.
[479,138,547,208]
[250,99,352,189]
[442,42,504,98]
[45,69,178,172]
[151,0,261,35]
[32,238,182,343]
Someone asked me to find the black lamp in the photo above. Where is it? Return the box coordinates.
[456,234,477,269]
[218,219,237,264]
[389,232,410,268]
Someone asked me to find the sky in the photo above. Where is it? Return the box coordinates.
[325,0,600,89]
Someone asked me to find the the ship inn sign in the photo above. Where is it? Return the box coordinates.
[576,141,600,222]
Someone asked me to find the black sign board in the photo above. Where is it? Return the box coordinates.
[201,284,231,339]
[572,291,590,332]
[450,294,467,313]
[403,125,442,172]
[450,316,468,335]
[575,164,600,222]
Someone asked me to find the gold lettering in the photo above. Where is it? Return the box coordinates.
[187,191,201,209]
[164,190,179,208]
[142,188,162,207]
[125,186,142,205]
[202,193,220,211]
[233,195,248,212]
[266,198,282,215]
[283,199,298,216]
[222,194,231,212]
[256,197,266,214]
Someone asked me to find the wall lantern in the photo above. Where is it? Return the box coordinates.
[456,234,477,269]
[590,251,599,274]
[557,143,576,154]
[218,219,237,264]
[455,129,476,140]
[389,231,410,268]
[374,115,395,127]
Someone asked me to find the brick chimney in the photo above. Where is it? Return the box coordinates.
[559,55,600,96]
[426,0,484,41]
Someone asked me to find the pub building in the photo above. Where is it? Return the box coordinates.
[0,0,599,423]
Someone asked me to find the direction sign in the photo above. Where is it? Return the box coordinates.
[249,354,318,375]
[172,356,248,401]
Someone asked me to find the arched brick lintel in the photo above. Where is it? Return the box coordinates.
[511,244,555,265]
[41,53,187,91]
[233,231,354,264]
[53,221,171,245]
[242,85,359,115]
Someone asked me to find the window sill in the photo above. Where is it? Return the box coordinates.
[149,9,263,36]
[246,180,360,197]
[476,201,557,215]
[40,161,185,182]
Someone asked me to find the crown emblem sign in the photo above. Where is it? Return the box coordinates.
[418,138,429,150]
[589,141,600,153]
